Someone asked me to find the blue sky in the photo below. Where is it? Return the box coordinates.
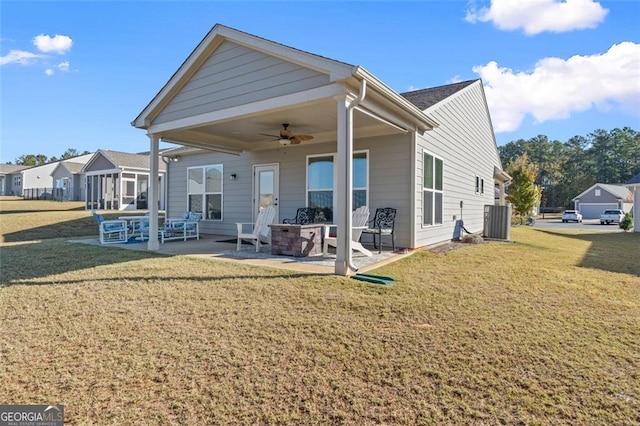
[1,0,639,163]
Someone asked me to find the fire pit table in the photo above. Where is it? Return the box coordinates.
[269,223,324,257]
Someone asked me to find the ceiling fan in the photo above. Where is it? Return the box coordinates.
[260,123,314,146]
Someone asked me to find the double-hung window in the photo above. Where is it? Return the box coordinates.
[307,152,368,222]
[188,165,223,220]
[423,151,443,226]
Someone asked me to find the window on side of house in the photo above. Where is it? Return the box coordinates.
[306,151,368,222]
[481,178,484,194]
[187,165,223,220]
[423,151,443,226]
[595,189,601,197]
[13,176,21,186]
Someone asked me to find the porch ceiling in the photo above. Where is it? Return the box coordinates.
[157,101,405,153]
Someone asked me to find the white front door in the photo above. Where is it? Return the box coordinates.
[253,164,279,221]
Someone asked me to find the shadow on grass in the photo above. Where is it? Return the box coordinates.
[2,216,99,242]
[0,239,329,287]
[535,229,640,276]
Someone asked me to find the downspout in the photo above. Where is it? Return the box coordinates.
[345,79,367,273]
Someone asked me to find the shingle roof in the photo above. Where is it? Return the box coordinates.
[0,164,29,174]
[62,161,85,174]
[598,183,633,201]
[400,80,478,110]
[100,150,167,171]
[626,173,640,185]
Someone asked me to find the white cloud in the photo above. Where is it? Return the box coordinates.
[465,0,608,35]
[45,69,54,76]
[473,42,640,132]
[0,49,44,66]
[33,34,73,54]
[56,61,70,72]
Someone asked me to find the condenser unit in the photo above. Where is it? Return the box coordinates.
[483,204,512,240]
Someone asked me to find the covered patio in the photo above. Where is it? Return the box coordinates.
[132,25,437,276]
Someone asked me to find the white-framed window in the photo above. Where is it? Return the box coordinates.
[13,175,21,186]
[188,165,223,220]
[423,151,443,226]
[306,151,368,222]
[595,189,601,197]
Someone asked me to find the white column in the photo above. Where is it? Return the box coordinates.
[335,95,355,276]
[147,134,160,250]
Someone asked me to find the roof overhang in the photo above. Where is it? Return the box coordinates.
[131,25,438,154]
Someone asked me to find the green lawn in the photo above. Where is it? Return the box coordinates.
[1,198,638,424]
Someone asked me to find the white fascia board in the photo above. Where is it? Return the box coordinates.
[147,83,347,135]
[84,168,120,176]
[133,27,227,129]
[352,67,439,132]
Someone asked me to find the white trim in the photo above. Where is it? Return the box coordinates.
[146,83,346,133]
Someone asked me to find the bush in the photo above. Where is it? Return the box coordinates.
[619,212,633,232]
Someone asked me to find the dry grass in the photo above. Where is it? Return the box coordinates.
[1,199,639,424]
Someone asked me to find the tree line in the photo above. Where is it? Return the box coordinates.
[499,127,640,209]
[8,148,91,166]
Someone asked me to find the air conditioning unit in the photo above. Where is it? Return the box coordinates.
[483,204,512,240]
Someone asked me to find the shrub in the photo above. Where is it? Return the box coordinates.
[619,212,633,232]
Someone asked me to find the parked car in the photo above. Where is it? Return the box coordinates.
[600,209,625,224]
[561,210,583,223]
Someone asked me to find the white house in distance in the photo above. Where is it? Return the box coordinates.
[132,24,510,275]
[571,183,634,219]
[20,154,93,199]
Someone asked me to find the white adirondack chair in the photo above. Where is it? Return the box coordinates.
[236,206,277,252]
[323,206,372,257]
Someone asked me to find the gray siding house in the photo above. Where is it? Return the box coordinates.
[0,164,28,196]
[132,24,510,275]
[50,158,91,201]
[82,149,167,211]
[572,183,633,219]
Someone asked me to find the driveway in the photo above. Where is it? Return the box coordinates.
[532,218,625,232]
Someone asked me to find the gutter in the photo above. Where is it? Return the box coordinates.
[351,67,439,132]
[344,78,367,273]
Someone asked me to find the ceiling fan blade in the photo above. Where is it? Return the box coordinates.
[290,137,302,145]
[280,129,293,138]
[258,133,280,138]
[294,134,313,142]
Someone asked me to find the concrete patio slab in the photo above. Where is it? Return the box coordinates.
[72,234,414,275]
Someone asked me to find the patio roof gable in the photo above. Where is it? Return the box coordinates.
[132,24,355,129]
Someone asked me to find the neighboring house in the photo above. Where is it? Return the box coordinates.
[132,24,510,275]
[20,154,93,199]
[626,173,640,232]
[0,164,28,196]
[50,159,91,201]
[572,183,634,219]
[81,149,167,211]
